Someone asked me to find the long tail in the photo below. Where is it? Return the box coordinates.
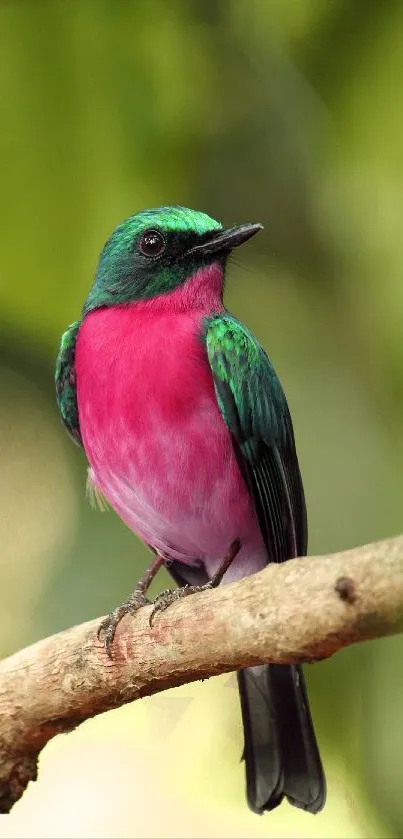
[237,663,326,814]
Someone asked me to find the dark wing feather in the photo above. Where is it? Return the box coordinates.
[204,313,306,563]
[55,320,82,446]
[204,314,326,814]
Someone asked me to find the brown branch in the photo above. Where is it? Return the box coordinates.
[1,534,403,813]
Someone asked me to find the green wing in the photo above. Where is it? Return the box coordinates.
[204,314,307,561]
[55,320,82,447]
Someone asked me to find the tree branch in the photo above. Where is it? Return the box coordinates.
[1,534,403,813]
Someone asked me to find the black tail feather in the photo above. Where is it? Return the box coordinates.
[237,664,326,814]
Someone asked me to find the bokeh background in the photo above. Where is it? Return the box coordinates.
[1,1,403,837]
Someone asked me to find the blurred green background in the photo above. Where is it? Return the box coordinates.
[1,1,403,836]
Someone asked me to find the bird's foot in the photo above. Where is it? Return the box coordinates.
[149,538,241,627]
[149,583,210,627]
[97,588,150,658]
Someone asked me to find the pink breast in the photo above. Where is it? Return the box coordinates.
[75,304,265,578]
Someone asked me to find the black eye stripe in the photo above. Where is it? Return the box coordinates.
[139,228,166,257]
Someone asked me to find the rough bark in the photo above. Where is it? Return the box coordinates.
[1,534,403,813]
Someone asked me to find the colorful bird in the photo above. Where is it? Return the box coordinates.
[55,206,326,814]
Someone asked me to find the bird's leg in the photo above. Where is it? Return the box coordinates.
[97,551,165,658]
[149,538,241,628]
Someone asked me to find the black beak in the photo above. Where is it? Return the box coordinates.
[187,222,263,258]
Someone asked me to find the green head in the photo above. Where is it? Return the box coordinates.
[83,206,262,314]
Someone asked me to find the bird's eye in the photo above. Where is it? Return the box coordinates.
[139,229,165,257]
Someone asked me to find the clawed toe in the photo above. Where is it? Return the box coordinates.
[97,616,119,659]
[97,540,242,653]
[97,590,150,658]
[149,583,211,627]
[149,588,180,627]
[97,615,112,643]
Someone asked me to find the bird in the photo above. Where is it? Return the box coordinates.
[55,205,326,815]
